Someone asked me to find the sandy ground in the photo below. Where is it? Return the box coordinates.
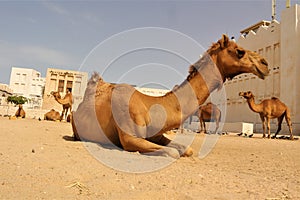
[0,117,299,200]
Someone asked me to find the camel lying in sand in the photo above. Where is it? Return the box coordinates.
[72,35,269,158]
[10,105,26,120]
[197,102,221,134]
[239,91,293,140]
[44,109,61,121]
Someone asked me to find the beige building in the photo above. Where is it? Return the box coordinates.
[42,68,88,112]
[0,83,13,106]
[223,4,300,134]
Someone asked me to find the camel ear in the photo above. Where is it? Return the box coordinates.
[188,64,196,74]
[219,34,229,49]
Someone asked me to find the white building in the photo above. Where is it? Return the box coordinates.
[0,83,13,106]
[9,67,46,108]
[223,4,300,134]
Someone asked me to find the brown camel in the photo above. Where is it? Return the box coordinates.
[239,91,293,140]
[15,104,26,118]
[72,34,269,158]
[50,91,73,121]
[44,109,61,121]
[197,102,221,134]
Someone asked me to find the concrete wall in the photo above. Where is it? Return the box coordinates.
[223,5,300,135]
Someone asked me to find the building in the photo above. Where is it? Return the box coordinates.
[9,67,46,108]
[0,83,13,106]
[223,4,300,134]
[42,68,88,112]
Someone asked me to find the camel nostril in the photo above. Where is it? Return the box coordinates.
[261,58,268,66]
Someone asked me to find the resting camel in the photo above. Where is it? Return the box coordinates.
[44,109,61,121]
[50,91,73,121]
[197,102,221,134]
[15,104,26,118]
[72,34,269,158]
[239,91,293,140]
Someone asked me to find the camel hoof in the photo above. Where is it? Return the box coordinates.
[161,147,180,159]
[182,147,193,157]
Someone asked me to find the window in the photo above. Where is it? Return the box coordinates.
[50,79,56,91]
[74,81,81,94]
[16,73,21,81]
[58,80,64,92]
[66,81,73,92]
[22,74,27,82]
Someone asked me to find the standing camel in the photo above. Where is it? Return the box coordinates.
[71,34,269,158]
[197,102,221,134]
[239,91,293,140]
[50,91,73,121]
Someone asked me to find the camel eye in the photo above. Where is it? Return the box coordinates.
[236,49,245,59]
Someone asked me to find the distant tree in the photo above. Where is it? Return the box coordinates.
[7,95,28,105]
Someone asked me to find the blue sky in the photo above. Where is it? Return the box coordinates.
[0,0,297,88]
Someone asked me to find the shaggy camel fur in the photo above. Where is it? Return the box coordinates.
[239,91,293,140]
[72,34,269,158]
[15,104,26,118]
[197,102,221,134]
[44,109,61,121]
[51,91,73,121]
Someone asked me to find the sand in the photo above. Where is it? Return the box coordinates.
[0,117,299,200]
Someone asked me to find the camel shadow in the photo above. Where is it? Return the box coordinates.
[62,135,122,150]
[62,135,77,141]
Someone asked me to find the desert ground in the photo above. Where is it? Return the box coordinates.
[0,117,299,200]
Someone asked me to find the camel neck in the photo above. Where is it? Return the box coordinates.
[247,98,261,113]
[164,53,223,124]
[54,94,71,105]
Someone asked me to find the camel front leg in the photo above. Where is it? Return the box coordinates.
[117,129,180,159]
[199,119,204,133]
[60,109,65,121]
[65,108,69,120]
[147,134,193,157]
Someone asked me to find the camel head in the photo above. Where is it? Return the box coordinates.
[239,91,254,99]
[50,91,61,98]
[207,35,269,81]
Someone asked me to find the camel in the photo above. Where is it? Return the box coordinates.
[197,102,221,134]
[67,113,72,123]
[72,34,269,158]
[15,104,25,118]
[50,91,73,121]
[239,91,293,140]
[44,109,61,121]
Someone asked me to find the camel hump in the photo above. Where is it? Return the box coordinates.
[88,72,103,85]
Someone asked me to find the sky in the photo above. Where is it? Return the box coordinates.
[0,0,298,89]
